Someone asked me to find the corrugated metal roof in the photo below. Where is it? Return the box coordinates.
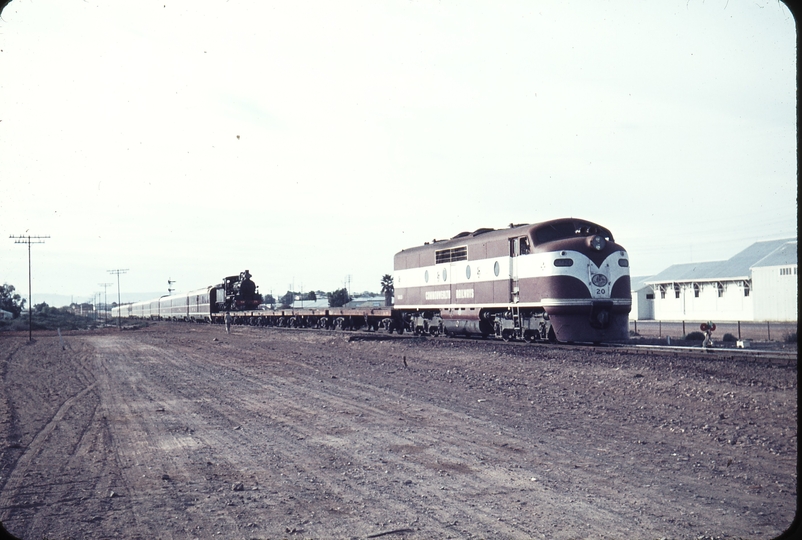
[646,238,795,284]
[630,275,654,292]
[288,299,329,309]
[751,240,797,268]
[646,261,726,283]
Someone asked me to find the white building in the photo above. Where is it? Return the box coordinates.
[629,276,655,320]
[644,238,797,322]
[751,240,797,321]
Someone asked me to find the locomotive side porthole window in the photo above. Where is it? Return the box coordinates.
[425,270,429,283]
[443,269,448,281]
[493,261,500,277]
[618,259,629,267]
[466,265,471,279]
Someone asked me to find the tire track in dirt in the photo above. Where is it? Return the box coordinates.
[0,337,126,538]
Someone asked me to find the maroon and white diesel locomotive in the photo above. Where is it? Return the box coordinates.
[392,218,631,342]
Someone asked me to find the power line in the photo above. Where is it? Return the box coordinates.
[108,269,129,330]
[9,234,50,342]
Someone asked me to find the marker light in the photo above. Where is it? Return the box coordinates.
[589,235,606,251]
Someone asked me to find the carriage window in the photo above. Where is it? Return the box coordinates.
[520,237,530,255]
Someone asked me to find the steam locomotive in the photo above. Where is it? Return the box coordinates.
[112,218,631,342]
[112,270,260,321]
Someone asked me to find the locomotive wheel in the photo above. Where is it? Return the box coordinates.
[501,330,512,342]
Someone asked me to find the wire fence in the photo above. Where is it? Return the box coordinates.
[629,320,797,342]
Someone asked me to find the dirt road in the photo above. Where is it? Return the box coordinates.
[0,324,796,539]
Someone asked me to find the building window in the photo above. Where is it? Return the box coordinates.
[646,293,654,300]
[659,286,666,299]
[744,282,750,297]
[693,283,700,298]
[717,282,724,297]
[674,283,680,299]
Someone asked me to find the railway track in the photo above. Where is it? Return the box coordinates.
[253,323,797,365]
[611,343,798,364]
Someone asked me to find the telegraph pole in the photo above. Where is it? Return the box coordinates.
[99,282,113,324]
[9,234,50,342]
[108,269,129,329]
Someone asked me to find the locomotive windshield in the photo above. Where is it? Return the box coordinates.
[534,220,613,244]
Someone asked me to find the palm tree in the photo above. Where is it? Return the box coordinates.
[380,274,394,307]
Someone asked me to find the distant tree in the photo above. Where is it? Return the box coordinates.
[263,293,276,306]
[327,288,351,308]
[307,290,317,302]
[34,302,50,314]
[279,291,295,308]
[380,274,394,307]
[0,284,25,318]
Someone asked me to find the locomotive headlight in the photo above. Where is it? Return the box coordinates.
[588,235,606,251]
[591,274,608,287]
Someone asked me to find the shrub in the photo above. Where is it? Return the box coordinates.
[722,333,737,342]
[684,331,705,341]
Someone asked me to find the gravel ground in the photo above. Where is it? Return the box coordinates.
[0,323,796,539]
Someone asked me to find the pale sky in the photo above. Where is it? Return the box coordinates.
[0,0,796,306]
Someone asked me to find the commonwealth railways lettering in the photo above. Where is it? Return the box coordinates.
[425,290,451,300]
